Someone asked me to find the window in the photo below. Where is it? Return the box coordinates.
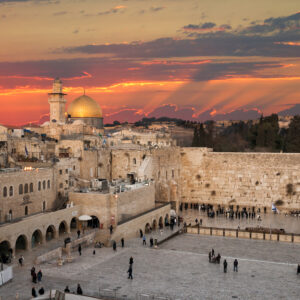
[158,171,160,179]
[65,180,68,184]
[172,170,175,178]
[24,184,28,194]
[43,201,46,211]
[59,170,62,175]
[38,181,41,191]
[166,171,168,180]
[9,209,12,219]
[65,169,68,174]
[9,186,13,196]
[47,180,50,189]
[25,206,28,216]
[59,183,63,188]
[3,186,7,197]
[133,158,137,165]
[43,180,46,190]
[73,166,75,170]
[30,183,33,193]
[19,184,23,195]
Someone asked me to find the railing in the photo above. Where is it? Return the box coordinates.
[117,202,170,225]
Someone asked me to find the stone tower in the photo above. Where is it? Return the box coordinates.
[48,78,67,123]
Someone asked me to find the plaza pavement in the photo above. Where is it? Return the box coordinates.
[1,230,299,300]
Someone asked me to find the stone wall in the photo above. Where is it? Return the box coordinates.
[180,148,300,212]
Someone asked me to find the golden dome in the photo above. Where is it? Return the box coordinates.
[67,95,102,118]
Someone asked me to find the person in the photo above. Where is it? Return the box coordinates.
[208,251,212,262]
[223,259,227,273]
[127,265,133,279]
[233,259,238,272]
[31,266,35,277]
[139,229,143,238]
[38,287,45,295]
[77,284,83,295]
[200,219,202,226]
[297,264,300,274]
[121,238,124,248]
[78,244,82,256]
[150,237,154,247]
[77,230,81,238]
[32,287,37,298]
[195,218,198,224]
[64,286,70,293]
[18,256,23,267]
[216,253,221,264]
[142,235,146,245]
[93,250,96,255]
[109,225,113,235]
[37,270,42,282]
[129,256,133,266]
[32,271,37,283]
[113,241,117,251]
[211,248,215,257]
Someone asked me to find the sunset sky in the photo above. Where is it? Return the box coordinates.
[0,0,300,125]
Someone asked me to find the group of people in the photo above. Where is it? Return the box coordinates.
[64,284,83,295]
[31,266,44,298]
[208,248,221,264]
[223,258,239,273]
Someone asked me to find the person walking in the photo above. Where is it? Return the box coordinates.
[209,251,212,262]
[150,237,154,247]
[129,256,133,266]
[121,238,124,248]
[223,259,228,273]
[18,255,24,267]
[109,225,113,235]
[142,235,146,245]
[233,259,238,272]
[297,264,300,274]
[37,270,42,282]
[127,265,133,279]
[77,284,83,295]
[32,271,37,284]
[113,241,117,251]
[32,287,37,298]
[78,244,82,256]
[31,266,35,277]
[77,230,81,238]
[139,229,143,238]
[212,248,215,257]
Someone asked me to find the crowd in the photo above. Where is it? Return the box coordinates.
[208,248,239,273]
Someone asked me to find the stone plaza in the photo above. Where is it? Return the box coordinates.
[1,229,299,300]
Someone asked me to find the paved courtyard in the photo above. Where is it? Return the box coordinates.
[1,232,299,300]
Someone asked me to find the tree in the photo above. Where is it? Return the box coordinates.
[284,116,300,152]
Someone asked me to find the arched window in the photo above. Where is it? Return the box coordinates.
[19,184,23,195]
[25,206,28,216]
[29,183,33,193]
[43,201,46,211]
[47,180,50,189]
[38,181,41,191]
[133,158,137,165]
[3,186,7,197]
[24,184,28,194]
[42,180,46,190]
[9,186,13,196]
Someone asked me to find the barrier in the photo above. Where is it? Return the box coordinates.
[186,226,300,244]
[0,266,13,286]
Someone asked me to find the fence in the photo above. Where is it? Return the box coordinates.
[186,225,300,243]
[0,266,13,286]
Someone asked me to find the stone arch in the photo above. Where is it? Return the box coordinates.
[24,183,28,194]
[159,216,163,229]
[70,217,78,231]
[3,186,7,197]
[152,219,157,231]
[145,222,151,234]
[58,220,68,236]
[0,240,11,261]
[9,186,13,196]
[46,225,56,241]
[87,215,100,229]
[31,230,43,248]
[15,235,28,252]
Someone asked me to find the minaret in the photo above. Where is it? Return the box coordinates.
[48,78,67,123]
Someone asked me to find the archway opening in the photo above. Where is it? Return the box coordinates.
[165,214,170,226]
[87,216,100,229]
[15,235,28,252]
[31,230,43,248]
[145,223,151,234]
[152,219,157,231]
[46,225,56,241]
[59,221,68,236]
[70,217,78,231]
[0,240,12,264]
[159,216,163,229]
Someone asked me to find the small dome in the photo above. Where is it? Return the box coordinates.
[67,95,102,118]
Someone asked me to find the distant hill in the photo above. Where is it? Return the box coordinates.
[278,104,300,116]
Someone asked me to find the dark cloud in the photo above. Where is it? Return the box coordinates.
[183,22,216,31]
[98,5,126,16]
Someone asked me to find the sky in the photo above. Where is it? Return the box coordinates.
[0,0,300,125]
